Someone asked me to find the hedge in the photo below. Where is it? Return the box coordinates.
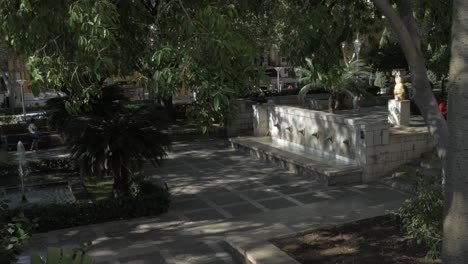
[0,157,77,178]
[6,183,171,233]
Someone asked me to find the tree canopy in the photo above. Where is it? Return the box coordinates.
[0,0,270,130]
[0,0,453,128]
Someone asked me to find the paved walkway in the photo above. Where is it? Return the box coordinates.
[22,139,409,264]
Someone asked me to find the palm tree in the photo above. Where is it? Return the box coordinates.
[296,58,371,113]
[47,87,171,197]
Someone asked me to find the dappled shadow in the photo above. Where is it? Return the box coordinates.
[24,139,410,263]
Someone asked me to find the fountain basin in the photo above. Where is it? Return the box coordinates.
[2,181,75,209]
[230,137,362,185]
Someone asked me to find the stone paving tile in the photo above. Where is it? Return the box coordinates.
[222,203,264,217]
[207,193,247,206]
[27,139,410,264]
[242,189,280,200]
[118,251,167,264]
[260,176,290,186]
[290,192,330,204]
[229,181,264,191]
[258,197,297,210]
[184,208,227,221]
[273,184,310,195]
[172,199,211,211]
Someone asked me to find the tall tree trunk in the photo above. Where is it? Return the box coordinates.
[442,0,468,262]
[0,68,16,114]
[328,94,336,113]
[162,95,175,120]
[373,0,449,160]
[113,168,131,197]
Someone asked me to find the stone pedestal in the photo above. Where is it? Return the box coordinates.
[388,99,410,126]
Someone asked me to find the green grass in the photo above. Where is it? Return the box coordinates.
[83,178,114,201]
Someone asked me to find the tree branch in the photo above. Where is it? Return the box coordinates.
[398,0,423,56]
[177,0,193,25]
[372,0,422,67]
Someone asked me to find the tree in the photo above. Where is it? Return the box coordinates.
[0,1,260,131]
[442,0,468,262]
[46,88,171,196]
[0,42,18,112]
[372,0,450,161]
[280,0,377,69]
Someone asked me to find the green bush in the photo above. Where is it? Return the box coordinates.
[29,158,77,173]
[30,246,95,264]
[6,183,170,233]
[0,194,33,264]
[0,115,18,124]
[0,157,76,178]
[374,71,388,89]
[391,173,443,259]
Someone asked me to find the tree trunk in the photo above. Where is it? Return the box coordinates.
[328,94,336,113]
[373,0,449,160]
[442,0,468,262]
[0,68,16,114]
[113,168,131,197]
[162,95,175,120]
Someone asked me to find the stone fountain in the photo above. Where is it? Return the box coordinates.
[232,101,434,185]
[1,142,76,208]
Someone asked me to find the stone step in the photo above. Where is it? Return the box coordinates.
[230,137,362,186]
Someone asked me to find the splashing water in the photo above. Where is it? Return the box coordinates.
[17,141,28,202]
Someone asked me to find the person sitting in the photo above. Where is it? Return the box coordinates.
[28,118,41,151]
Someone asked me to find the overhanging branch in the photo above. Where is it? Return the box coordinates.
[372,0,421,67]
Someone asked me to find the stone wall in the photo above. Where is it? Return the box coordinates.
[253,103,434,182]
[364,127,433,179]
[227,94,328,136]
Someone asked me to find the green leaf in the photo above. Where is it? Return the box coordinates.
[47,247,62,263]
[30,251,45,264]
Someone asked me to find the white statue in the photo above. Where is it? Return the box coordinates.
[394,74,406,101]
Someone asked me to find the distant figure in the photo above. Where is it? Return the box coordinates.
[0,122,7,150]
[393,74,406,100]
[28,119,41,151]
[287,85,293,91]
[438,101,447,120]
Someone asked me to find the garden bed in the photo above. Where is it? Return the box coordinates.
[273,215,441,264]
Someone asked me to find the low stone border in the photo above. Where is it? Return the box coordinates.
[230,137,362,186]
[225,236,300,264]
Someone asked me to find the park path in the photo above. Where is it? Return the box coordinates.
[20,139,409,264]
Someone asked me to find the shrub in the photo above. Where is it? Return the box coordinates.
[0,157,76,178]
[28,158,77,173]
[0,194,33,264]
[30,246,95,264]
[391,173,443,259]
[6,182,170,233]
[374,71,388,89]
[0,115,18,124]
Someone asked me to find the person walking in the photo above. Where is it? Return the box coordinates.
[0,121,7,150]
[28,118,40,151]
